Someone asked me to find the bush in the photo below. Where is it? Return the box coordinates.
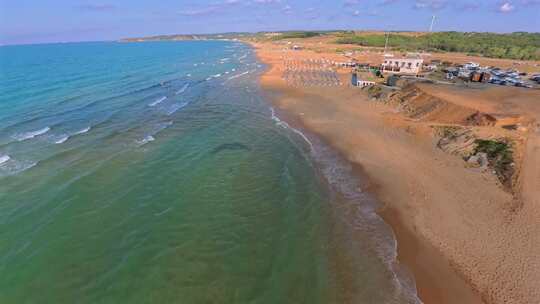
[273,31,321,40]
[474,139,514,186]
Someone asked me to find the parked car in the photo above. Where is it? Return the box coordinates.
[490,78,504,85]
[507,72,520,78]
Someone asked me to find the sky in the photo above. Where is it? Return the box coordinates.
[1,0,539,45]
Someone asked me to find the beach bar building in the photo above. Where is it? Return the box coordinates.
[351,72,375,87]
[356,80,375,87]
[381,57,424,75]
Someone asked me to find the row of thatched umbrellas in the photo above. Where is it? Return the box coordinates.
[281,59,342,87]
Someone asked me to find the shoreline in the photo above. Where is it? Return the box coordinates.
[260,83,479,304]
[265,95,423,303]
[250,41,483,303]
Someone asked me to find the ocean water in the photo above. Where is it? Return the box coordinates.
[0,41,419,303]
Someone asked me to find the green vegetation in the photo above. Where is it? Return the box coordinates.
[335,32,540,60]
[474,139,514,186]
[273,31,322,40]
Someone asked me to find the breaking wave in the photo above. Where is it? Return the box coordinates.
[228,71,249,81]
[135,121,173,147]
[175,84,189,95]
[12,127,51,142]
[167,102,188,115]
[307,135,421,304]
[270,105,422,303]
[0,154,10,165]
[53,126,91,144]
[149,96,167,107]
[0,158,37,177]
[55,136,69,144]
[135,135,155,147]
[74,126,91,135]
[270,107,313,150]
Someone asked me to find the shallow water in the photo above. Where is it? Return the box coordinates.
[0,41,418,303]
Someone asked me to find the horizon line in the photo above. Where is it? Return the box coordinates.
[2,29,539,47]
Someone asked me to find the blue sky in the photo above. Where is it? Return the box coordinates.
[1,0,539,45]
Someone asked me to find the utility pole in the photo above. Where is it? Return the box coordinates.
[429,15,436,33]
[384,32,390,55]
[427,15,437,51]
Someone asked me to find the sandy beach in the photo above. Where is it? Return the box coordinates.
[251,41,540,304]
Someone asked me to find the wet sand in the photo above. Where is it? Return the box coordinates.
[251,41,540,304]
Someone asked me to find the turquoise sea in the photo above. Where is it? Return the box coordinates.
[0,41,419,303]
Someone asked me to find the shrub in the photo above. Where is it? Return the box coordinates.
[474,139,514,186]
[273,31,321,40]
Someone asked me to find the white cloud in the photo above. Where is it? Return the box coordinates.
[414,0,448,10]
[178,6,220,16]
[282,5,292,14]
[253,0,281,3]
[498,2,515,12]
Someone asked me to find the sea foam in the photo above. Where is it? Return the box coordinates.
[55,136,69,144]
[54,126,91,144]
[136,135,155,146]
[149,96,167,107]
[270,107,313,150]
[13,127,51,142]
[175,84,189,95]
[135,121,173,147]
[0,159,37,177]
[155,207,173,217]
[73,126,91,135]
[167,102,188,115]
[0,155,10,165]
[228,71,249,81]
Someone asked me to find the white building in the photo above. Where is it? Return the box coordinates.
[381,58,424,75]
[357,80,375,87]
